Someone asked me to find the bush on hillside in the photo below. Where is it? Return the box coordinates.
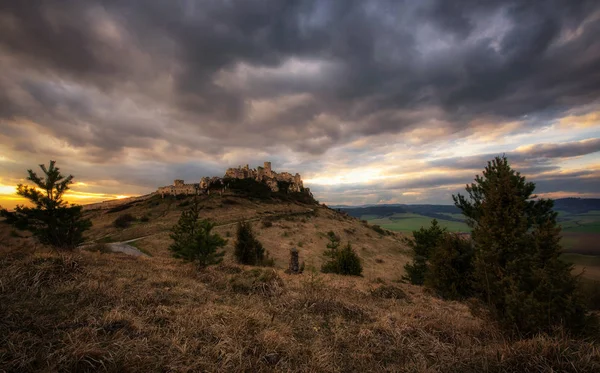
[169,198,226,269]
[321,242,363,276]
[113,213,136,228]
[234,221,273,266]
[323,231,341,258]
[224,178,272,199]
[371,224,386,235]
[425,232,475,300]
[402,219,446,285]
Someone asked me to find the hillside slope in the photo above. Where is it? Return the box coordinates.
[2,226,599,372]
[82,193,410,281]
[2,195,599,372]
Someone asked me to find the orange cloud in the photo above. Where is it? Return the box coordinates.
[0,181,135,210]
[558,111,600,129]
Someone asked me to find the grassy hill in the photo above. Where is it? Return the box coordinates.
[80,194,410,281]
[2,193,599,371]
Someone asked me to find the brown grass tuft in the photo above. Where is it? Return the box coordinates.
[370,284,408,300]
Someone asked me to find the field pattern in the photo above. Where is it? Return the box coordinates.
[340,201,600,281]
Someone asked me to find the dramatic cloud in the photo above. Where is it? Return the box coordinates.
[0,0,599,207]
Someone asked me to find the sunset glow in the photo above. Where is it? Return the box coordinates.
[0,1,598,207]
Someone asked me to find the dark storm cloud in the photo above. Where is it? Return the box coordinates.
[535,174,600,194]
[1,0,599,157]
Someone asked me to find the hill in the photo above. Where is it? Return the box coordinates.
[79,193,409,281]
[2,195,599,371]
[554,198,600,214]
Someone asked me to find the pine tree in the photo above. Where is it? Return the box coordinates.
[453,155,590,335]
[234,221,266,265]
[402,219,446,285]
[335,243,363,276]
[425,233,474,300]
[323,231,341,259]
[321,232,363,276]
[0,160,91,249]
[169,198,202,260]
[169,199,226,269]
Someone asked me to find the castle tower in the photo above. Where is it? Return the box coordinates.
[264,161,272,177]
[174,179,184,186]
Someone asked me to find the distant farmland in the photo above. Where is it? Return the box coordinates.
[339,202,600,235]
[561,232,600,255]
[339,201,600,280]
[367,213,469,233]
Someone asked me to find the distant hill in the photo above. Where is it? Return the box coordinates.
[338,204,461,222]
[553,198,600,214]
[338,199,600,255]
[337,198,600,219]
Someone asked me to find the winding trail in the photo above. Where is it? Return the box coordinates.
[107,242,148,257]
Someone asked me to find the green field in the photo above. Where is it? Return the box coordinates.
[364,209,600,235]
[438,213,466,221]
[365,213,469,233]
[366,212,600,280]
[558,210,600,234]
[350,202,600,280]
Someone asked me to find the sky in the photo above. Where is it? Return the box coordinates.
[0,0,599,209]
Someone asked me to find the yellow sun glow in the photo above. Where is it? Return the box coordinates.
[0,184,17,195]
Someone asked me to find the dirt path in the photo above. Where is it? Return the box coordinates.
[107,242,148,257]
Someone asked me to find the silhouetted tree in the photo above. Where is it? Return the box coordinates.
[402,219,446,285]
[169,198,226,269]
[0,161,91,249]
[453,155,590,335]
[234,221,267,265]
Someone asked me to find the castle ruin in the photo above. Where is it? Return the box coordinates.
[157,161,310,197]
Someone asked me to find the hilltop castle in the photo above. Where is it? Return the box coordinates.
[157,161,309,197]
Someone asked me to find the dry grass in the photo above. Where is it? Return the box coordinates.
[1,240,599,372]
[83,195,410,282]
[2,198,599,372]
